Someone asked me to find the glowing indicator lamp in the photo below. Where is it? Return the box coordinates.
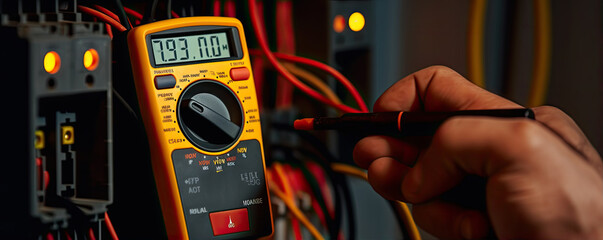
[348,12,365,32]
[44,51,61,74]
[83,48,99,71]
[333,15,346,33]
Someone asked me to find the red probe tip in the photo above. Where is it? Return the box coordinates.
[293,118,315,130]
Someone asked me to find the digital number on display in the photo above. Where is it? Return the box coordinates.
[151,32,231,65]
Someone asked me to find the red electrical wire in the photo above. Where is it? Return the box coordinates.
[105,23,114,39]
[248,49,369,113]
[123,7,143,20]
[93,5,121,23]
[272,164,302,240]
[275,0,295,109]
[105,212,119,240]
[92,5,118,39]
[274,52,368,112]
[213,0,221,16]
[290,165,328,228]
[248,0,364,113]
[123,7,142,26]
[305,161,335,218]
[171,10,180,18]
[278,1,295,53]
[98,5,133,29]
[311,194,328,228]
[252,0,266,110]
[284,165,304,240]
[63,231,73,240]
[224,0,236,17]
[44,170,49,189]
[78,6,127,32]
[88,228,97,240]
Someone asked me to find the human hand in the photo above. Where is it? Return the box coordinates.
[353,66,603,239]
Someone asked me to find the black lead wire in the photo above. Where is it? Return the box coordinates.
[333,170,356,240]
[143,0,159,23]
[113,0,130,30]
[166,0,172,19]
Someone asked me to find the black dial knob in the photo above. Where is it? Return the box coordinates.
[177,80,243,152]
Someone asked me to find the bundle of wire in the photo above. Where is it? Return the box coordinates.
[266,157,424,240]
[266,145,344,240]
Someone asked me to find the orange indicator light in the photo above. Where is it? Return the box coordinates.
[333,15,345,33]
[348,12,365,32]
[83,48,99,71]
[44,51,61,74]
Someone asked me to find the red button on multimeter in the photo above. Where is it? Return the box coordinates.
[230,67,250,81]
[209,208,250,236]
[128,17,273,239]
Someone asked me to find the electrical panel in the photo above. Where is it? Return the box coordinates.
[1,3,112,238]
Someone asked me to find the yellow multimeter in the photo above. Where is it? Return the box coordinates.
[127,17,273,239]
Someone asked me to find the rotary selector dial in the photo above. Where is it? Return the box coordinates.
[177,80,243,152]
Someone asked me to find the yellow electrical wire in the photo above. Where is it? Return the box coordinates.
[272,162,305,238]
[269,181,325,240]
[528,0,551,107]
[273,162,295,201]
[331,162,368,180]
[331,163,422,240]
[284,63,343,105]
[467,0,487,88]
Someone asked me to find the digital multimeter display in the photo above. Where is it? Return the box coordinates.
[151,31,232,65]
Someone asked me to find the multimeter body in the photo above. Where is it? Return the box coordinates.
[128,17,273,239]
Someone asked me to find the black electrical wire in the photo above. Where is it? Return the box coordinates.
[166,0,172,19]
[333,169,356,240]
[113,0,131,29]
[112,88,138,120]
[171,0,187,17]
[144,0,159,23]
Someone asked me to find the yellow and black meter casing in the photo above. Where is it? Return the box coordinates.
[127,17,273,239]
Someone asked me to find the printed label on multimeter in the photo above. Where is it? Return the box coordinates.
[172,140,270,238]
[128,17,273,239]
